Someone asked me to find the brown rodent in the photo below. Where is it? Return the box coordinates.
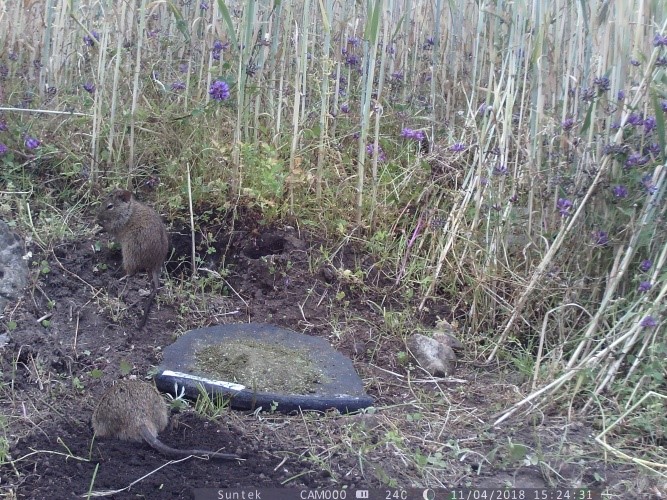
[97,188,169,329]
[92,379,241,460]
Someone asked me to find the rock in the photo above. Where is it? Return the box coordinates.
[408,333,457,376]
[0,220,29,312]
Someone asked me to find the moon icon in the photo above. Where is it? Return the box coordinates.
[422,489,435,500]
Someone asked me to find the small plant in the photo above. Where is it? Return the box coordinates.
[0,416,11,465]
[72,377,84,391]
[118,360,133,376]
[38,260,50,275]
[193,384,231,419]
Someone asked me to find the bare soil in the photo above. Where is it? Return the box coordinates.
[0,207,656,499]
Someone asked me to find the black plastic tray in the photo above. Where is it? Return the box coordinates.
[155,323,373,413]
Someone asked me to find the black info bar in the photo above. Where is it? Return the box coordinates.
[193,488,602,500]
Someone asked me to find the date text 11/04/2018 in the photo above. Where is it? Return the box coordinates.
[447,489,600,500]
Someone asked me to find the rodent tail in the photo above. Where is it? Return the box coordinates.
[140,424,241,461]
[138,287,157,330]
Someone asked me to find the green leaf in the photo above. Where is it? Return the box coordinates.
[90,369,103,379]
[165,0,190,41]
[317,0,331,32]
[391,13,405,40]
[119,360,133,376]
[580,101,595,137]
[508,442,527,462]
[216,0,238,50]
[40,260,51,275]
[364,0,382,44]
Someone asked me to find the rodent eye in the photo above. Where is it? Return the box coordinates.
[106,203,114,210]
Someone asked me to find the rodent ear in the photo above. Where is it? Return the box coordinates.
[118,190,132,202]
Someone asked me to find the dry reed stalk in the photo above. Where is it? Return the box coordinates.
[128,0,149,174]
[106,1,128,175]
[315,0,334,199]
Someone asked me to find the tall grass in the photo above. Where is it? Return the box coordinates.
[0,0,666,473]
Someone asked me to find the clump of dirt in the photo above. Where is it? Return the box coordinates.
[194,339,326,394]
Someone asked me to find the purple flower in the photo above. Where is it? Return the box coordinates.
[347,36,360,46]
[345,54,359,66]
[625,152,649,168]
[630,59,640,67]
[366,143,386,162]
[509,194,518,203]
[0,120,7,131]
[479,177,488,187]
[179,63,189,73]
[644,143,662,157]
[83,30,100,46]
[644,116,657,134]
[24,136,40,150]
[171,81,186,91]
[391,71,404,81]
[561,118,576,131]
[612,185,628,198]
[639,259,652,272]
[82,82,95,94]
[449,142,466,152]
[592,230,609,247]
[652,33,667,46]
[556,198,573,217]
[422,36,435,49]
[641,173,657,194]
[212,41,228,61]
[147,29,159,39]
[200,1,209,10]
[401,128,425,141]
[580,87,596,102]
[594,76,610,92]
[662,100,667,113]
[340,103,349,114]
[638,281,652,293]
[0,143,8,155]
[627,113,643,126]
[617,89,625,101]
[640,316,658,329]
[208,80,230,101]
[492,164,508,175]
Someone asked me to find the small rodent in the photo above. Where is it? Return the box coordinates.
[92,379,241,460]
[97,189,169,329]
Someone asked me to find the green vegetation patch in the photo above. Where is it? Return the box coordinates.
[193,339,327,395]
